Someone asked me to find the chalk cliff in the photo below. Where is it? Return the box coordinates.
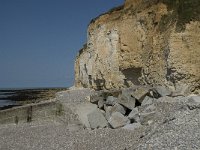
[75,0,200,93]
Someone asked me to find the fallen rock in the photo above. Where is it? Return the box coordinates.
[75,103,98,128]
[141,96,154,106]
[117,90,135,110]
[128,107,140,123]
[104,105,112,120]
[106,96,117,106]
[110,103,127,115]
[100,110,106,117]
[87,109,108,129]
[187,96,200,110]
[154,86,171,97]
[171,84,190,97]
[98,99,105,109]
[122,123,142,131]
[108,112,130,129]
[131,87,149,103]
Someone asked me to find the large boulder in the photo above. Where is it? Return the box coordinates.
[74,103,98,128]
[141,96,154,106]
[87,109,108,129]
[117,90,136,110]
[128,107,140,123]
[131,87,149,103]
[108,112,130,129]
[110,103,127,115]
[106,96,117,106]
[154,86,172,97]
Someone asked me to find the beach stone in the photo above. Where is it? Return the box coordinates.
[108,112,130,129]
[131,87,149,103]
[128,107,140,123]
[87,109,108,129]
[141,96,154,106]
[187,96,200,110]
[106,96,117,106]
[154,86,171,97]
[75,103,98,128]
[110,103,127,115]
[122,123,142,131]
[117,90,135,110]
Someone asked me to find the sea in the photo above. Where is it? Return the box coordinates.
[0,87,68,110]
[0,90,16,109]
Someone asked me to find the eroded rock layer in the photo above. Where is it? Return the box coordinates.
[75,0,200,93]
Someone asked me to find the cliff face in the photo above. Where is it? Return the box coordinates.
[75,0,200,93]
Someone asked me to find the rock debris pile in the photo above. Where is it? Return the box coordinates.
[74,86,199,130]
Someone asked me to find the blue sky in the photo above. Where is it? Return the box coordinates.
[0,0,123,88]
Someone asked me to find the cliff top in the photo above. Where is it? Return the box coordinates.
[89,0,200,32]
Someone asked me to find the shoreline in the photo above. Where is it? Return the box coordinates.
[0,87,68,110]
